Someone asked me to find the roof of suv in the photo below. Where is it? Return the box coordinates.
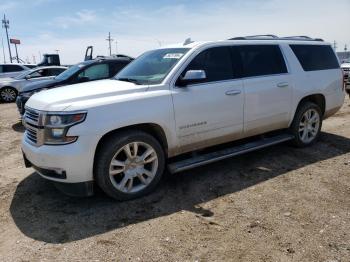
[163,35,331,50]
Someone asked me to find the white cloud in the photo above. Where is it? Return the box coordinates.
[52,9,97,29]
[16,0,350,64]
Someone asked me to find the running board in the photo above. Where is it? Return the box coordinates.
[168,133,294,174]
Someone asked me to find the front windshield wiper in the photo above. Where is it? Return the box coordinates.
[116,78,142,85]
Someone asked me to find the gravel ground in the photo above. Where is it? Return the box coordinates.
[0,98,349,262]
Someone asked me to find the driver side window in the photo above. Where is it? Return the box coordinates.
[182,47,235,83]
[78,64,109,81]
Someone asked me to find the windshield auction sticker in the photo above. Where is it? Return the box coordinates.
[163,53,184,59]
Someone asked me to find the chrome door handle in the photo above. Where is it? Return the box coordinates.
[225,90,241,96]
[277,82,289,88]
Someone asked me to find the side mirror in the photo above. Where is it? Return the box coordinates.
[25,75,32,80]
[78,76,90,83]
[177,70,206,87]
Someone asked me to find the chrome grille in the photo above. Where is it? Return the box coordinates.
[25,108,39,124]
[23,107,43,146]
[26,125,37,144]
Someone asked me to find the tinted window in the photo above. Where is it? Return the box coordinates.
[110,61,129,76]
[3,65,24,72]
[78,63,109,81]
[47,68,66,76]
[290,44,339,71]
[0,66,3,73]
[184,47,234,83]
[237,45,287,77]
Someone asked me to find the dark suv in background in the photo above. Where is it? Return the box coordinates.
[16,57,133,115]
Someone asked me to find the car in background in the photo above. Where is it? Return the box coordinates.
[16,57,133,115]
[0,64,32,79]
[341,60,350,95]
[0,66,67,102]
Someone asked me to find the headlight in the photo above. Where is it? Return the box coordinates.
[43,112,87,145]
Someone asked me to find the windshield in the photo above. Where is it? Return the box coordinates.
[115,48,190,85]
[55,63,86,81]
[14,70,31,80]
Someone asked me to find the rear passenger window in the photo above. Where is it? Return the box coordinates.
[290,44,339,71]
[238,45,287,77]
[185,47,234,83]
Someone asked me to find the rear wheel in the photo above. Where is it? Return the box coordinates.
[290,102,322,147]
[0,87,17,102]
[95,130,165,200]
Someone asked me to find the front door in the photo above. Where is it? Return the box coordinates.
[171,46,244,153]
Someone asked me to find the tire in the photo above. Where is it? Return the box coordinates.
[95,130,165,201]
[0,87,17,102]
[290,101,322,147]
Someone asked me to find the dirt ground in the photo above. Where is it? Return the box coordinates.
[0,98,349,262]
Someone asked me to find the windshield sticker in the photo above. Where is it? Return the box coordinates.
[163,53,184,59]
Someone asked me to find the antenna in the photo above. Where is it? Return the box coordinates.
[183,38,193,45]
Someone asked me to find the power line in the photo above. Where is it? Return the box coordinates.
[333,40,337,51]
[2,14,12,63]
[106,32,114,56]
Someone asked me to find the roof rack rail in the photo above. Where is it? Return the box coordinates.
[229,35,324,42]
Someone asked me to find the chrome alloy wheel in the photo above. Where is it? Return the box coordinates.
[1,88,16,102]
[109,141,158,193]
[298,108,320,143]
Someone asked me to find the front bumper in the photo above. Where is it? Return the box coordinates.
[16,95,29,116]
[21,134,99,185]
[23,153,93,196]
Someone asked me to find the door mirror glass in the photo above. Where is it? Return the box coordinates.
[178,70,206,86]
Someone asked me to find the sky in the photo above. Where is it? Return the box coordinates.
[1,0,350,64]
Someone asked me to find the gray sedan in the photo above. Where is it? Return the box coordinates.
[0,66,67,102]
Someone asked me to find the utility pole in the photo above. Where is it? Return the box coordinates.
[2,14,12,63]
[1,37,5,63]
[333,40,337,51]
[106,32,113,56]
[115,40,118,55]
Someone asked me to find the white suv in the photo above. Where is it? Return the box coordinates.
[21,35,345,200]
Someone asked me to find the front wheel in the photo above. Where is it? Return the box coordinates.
[290,102,322,147]
[95,130,165,200]
[0,87,17,102]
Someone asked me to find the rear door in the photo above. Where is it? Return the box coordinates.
[172,46,244,151]
[237,45,292,136]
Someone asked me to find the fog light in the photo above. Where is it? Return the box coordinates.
[51,128,64,138]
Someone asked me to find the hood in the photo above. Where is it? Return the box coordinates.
[21,78,59,93]
[26,79,148,112]
[0,77,15,83]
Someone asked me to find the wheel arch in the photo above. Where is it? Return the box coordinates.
[291,93,326,125]
[93,123,169,177]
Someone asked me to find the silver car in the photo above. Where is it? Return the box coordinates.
[0,66,67,102]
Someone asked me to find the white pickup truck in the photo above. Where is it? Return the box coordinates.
[21,35,345,200]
